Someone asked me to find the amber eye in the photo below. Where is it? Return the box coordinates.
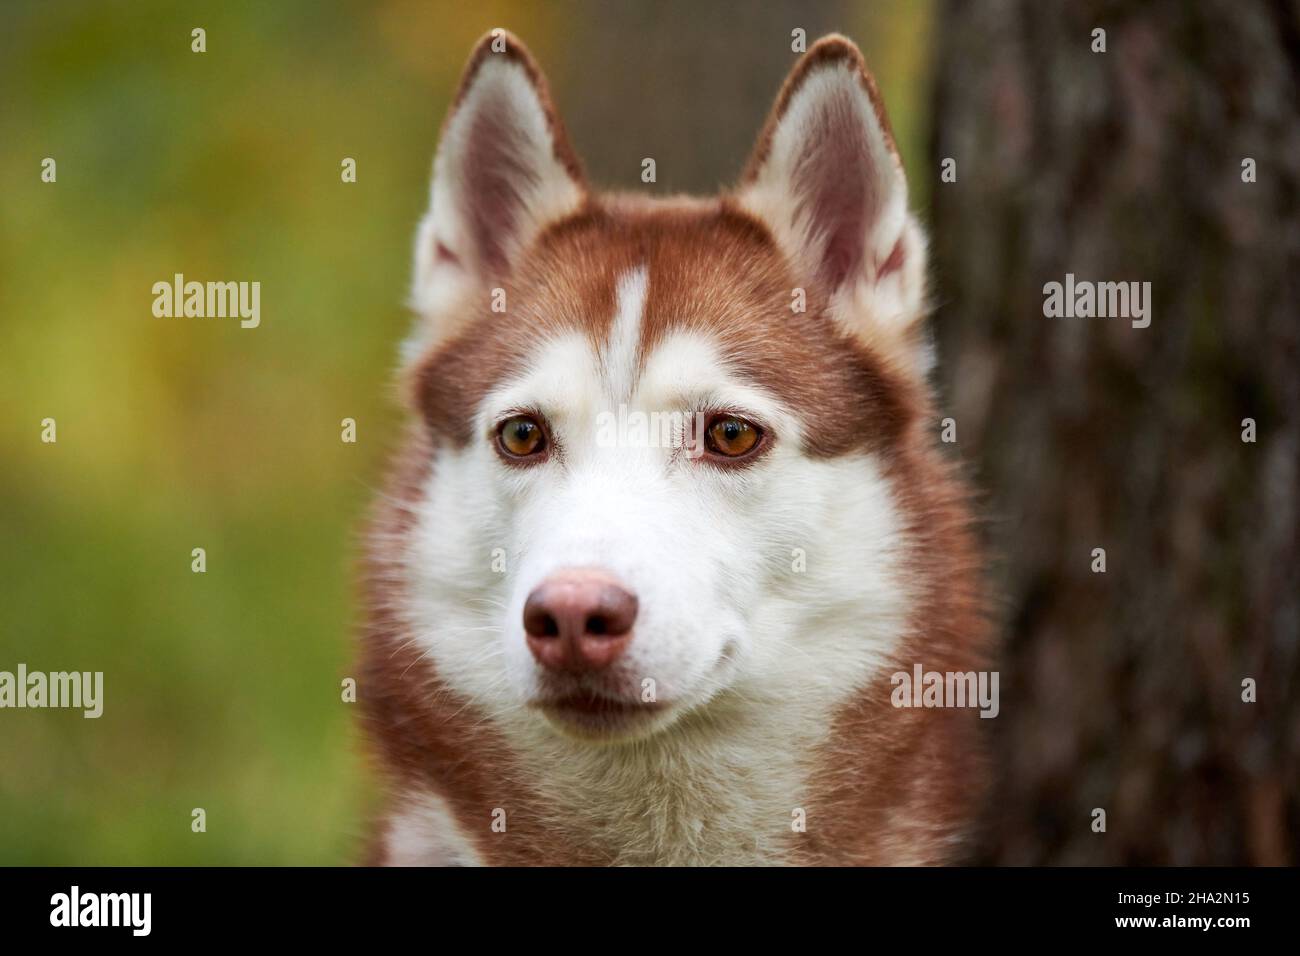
[497,414,547,459]
[704,415,763,459]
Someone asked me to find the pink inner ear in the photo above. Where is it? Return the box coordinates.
[876,236,906,280]
[792,87,885,289]
[462,103,538,273]
[434,242,461,267]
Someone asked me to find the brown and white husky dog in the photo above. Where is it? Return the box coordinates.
[359,30,991,866]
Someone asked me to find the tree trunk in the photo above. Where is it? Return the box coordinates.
[930,0,1300,864]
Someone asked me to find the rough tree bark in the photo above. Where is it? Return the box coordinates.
[929,0,1299,863]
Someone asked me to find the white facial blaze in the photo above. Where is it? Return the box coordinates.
[601,265,648,403]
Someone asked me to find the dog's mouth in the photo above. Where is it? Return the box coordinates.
[530,691,665,738]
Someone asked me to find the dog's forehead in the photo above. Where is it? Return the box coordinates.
[513,203,854,408]
[415,202,911,456]
[513,200,791,350]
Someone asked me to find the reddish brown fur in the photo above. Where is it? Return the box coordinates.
[798,441,991,863]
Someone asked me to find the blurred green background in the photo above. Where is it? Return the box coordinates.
[0,0,931,864]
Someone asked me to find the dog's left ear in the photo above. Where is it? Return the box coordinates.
[409,30,586,351]
[737,35,930,377]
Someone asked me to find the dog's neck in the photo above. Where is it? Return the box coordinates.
[498,690,825,865]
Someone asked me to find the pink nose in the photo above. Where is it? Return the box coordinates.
[523,569,638,672]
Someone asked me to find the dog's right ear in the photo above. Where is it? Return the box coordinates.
[408,30,585,351]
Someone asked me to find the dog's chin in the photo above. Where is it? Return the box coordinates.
[530,692,682,743]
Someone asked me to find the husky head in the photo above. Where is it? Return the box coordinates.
[396,31,932,743]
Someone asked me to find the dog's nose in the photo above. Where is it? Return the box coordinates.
[523,569,637,672]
